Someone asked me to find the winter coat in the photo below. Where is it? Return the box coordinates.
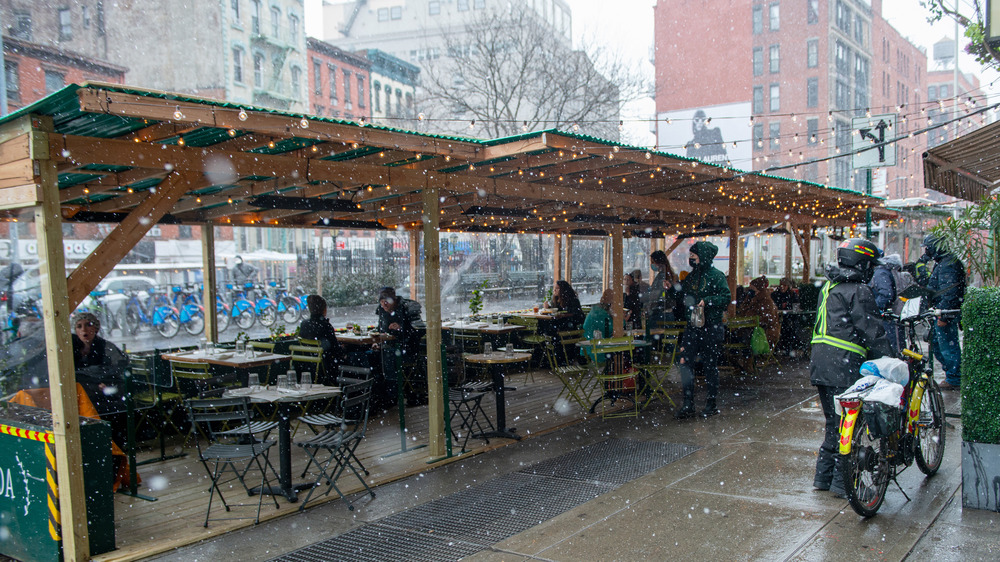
[868,266,897,312]
[737,289,781,346]
[644,268,677,314]
[673,241,731,326]
[581,305,613,363]
[298,314,346,379]
[927,254,965,313]
[376,298,419,356]
[809,264,892,388]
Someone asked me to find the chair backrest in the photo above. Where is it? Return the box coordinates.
[558,329,585,346]
[339,365,372,380]
[185,396,254,443]
[726,316,760,331]
[171,360,211,380]
[452,330,482,353]
[507,316,538,332]
[337,378,374,434]
[289,343,323,373]
[249,341,275,353]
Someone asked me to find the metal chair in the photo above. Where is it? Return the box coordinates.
[296,378,376,511]
[633,327,682,409]
[448,380,494,452]
[723,316,760,376]
[589,337,639,419]
[298,367,373,478]
[544,341,597,413]
[185,396,280,527]
[507,316,549,382]
[130,353,185,455]
[290,339,324,381]
[556,329,585,365]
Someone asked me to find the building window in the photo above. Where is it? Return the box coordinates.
[753,123,764,149]
[374,81,381,112]
[328,65,338,103]
[807,77,818,108]
[343,69,352,109]
[313,59,322,95]
[474,0,485,8]
[807,0,819,24]
[270,6,280,37]
[231,0,240,22]
[854,14,865,45]
[378,7,389,21]
[807,118,818,144]
[357,76,366,108]
[45,70,65,94]
[769,83,780,112]
[753,86,764,113]
[82,6,91,27]
[253,53,264,87]
[429,1,441,15]
[458,0,470,11]
[58,8,72,40]
[391,6,402,19]
[291,67,301,97]
[769,44,780,73]
[12,12,31,41]
[405,92,413,117]
[385,84,393,114]
[288,15,299,44]
[396,89,403,116]
[768,3,779,31]
[769,122,780,150]
[251,0,262,34]
[835,40,850,76]
[752,5,762,34]
[834,79,850,110]
[835,0,851,35]
[939,84,948,99]
[834,120,851,188]
[233,48,244,83]
[928,85,937,101]
[752,47,763,77]
[807,39,818,68]
[5,61,19,103]
[855,55,869,112]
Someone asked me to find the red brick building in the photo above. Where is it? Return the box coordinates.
[306,37,371,120]
[3,36,126,113]
[653,0,928,199]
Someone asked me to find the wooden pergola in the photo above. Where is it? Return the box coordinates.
[0,83,892,559]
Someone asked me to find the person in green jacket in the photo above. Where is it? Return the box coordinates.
[672,241,732,419]
[581,289,616,364]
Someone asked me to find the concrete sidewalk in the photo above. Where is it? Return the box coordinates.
[150,357,999,561]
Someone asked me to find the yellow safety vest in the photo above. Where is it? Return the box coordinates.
[811,281,868,357]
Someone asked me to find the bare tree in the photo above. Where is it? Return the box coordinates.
[922,1,1000,68]
[418,7,648,140]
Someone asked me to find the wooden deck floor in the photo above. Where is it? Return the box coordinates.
[94,367,664,561]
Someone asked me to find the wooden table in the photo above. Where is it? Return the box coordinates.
[160,349,291,370]
[442,321,526,335]
[223,385,341,502]
[462,351,531,441]
[336,332,395,346]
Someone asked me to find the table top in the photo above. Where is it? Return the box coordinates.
[575,339,650,350]
[464,351,532,364]
[161,350,291,368]
[223,384,341,403]
[337,332,395,345]
[518,309,570,320]
[443,321,525,334]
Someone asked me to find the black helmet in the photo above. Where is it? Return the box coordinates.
[837,238,881,272]
[922,234,941,259]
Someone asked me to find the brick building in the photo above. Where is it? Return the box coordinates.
[306,36,370,120]
[3,36,126,113]
[653,0,932,199]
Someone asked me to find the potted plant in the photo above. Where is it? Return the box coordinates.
[931,194,1000,511]
[468,280,487,318]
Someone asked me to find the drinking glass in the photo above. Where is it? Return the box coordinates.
[593,330,602,342]
[247,373,259,391]
[199,337,208,354]
[499,316,505,328]
[276,374,288,390]
[235,340,245,357]
[505,343,513,357]
[300,371,312,390]
[484,342,493,355]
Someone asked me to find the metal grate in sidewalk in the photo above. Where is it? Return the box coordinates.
[270,438,698,562]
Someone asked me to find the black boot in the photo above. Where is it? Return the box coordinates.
[675,389,696,420]
[701,397,720,418]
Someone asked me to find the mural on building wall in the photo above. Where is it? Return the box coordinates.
[657,102,751,169]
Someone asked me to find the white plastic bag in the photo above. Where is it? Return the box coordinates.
[860,357,909,385]
[834,375,905,415]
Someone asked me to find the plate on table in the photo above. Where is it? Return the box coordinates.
[213,353,234,360]
[227,387,253,396]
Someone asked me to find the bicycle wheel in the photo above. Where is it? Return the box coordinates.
[124,305,141,335]
[182,307,205,336]
[840,414,891,517]
[155,312,181,338]
[258,304,276,327]
[216,306,231,332]
[281,297,300,324]
[916,378,947,475]
[235,307,255,329]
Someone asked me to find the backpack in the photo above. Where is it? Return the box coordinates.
[750,326,771,356]
[400,298,425,330]
[889,269,917,315]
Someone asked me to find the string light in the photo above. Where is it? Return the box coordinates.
[173,106,185,120]
[300,118,309,128]
[238,108,248,121]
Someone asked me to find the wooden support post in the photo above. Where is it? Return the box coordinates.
[316,230,324,296]
[409,229,419,300]
[601,237,610,291]
[784,221,794,281]
[611,225,625,337]
[791,225,812,284]
[553,234,562,282]
[34,118,90,561]
[201,224,217,343]
[564,235,572,283]
[422,185,444,458]
[727,216,740,316]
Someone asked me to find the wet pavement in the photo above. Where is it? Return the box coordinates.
[146,356,998,562]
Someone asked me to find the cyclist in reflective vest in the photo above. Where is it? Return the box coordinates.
[810,238,891,497]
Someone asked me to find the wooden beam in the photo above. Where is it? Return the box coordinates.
[611,224,624,337]
[0,182,41,210]
[784,222,793,281]
[408,229,419,301]
[34,117,90,561]
[202,224,217,343]
[727,216,740,317]
[564,234,572,283]
[421,184,445,459]
[66,171,202,310]
[553,234,562,283]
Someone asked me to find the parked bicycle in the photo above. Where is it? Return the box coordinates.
[223,283,256,330]
[123,288,180,338]
[837,305,954,517]
[170,284,205,336]
[77,290,124,336]
[247,282,277,328]
[267,278,303,325]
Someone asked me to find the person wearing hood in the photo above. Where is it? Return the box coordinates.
[231,255,257,287]
[868,253,906,356]
[671,241,732,419]
[809,238,891,497]
[643,250,677,328]
[922,235,965,390]
[737,275,781,347]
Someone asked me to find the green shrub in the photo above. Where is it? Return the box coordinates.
[961,287,1000,443]
[324,270,402,307]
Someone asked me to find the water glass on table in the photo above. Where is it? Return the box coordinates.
[247,373,259,391]
[276,374,288,390]
[484,342,493,355]
[300,371,312,390]
[235,340,245,357]
[505,343,513,357]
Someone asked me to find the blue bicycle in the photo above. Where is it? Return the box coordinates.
[267,279,304,325]
[171,285,205,336]
[123,288,180,338]
[224,284,257,329]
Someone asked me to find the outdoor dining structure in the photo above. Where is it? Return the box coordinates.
[0,83,893,561]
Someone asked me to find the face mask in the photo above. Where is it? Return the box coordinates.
[688,257,698,268]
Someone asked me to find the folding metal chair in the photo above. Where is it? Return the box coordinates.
[296,378,376,511]
[544,341,597,413]
[448,380,495,452]
[634,327,682,409]
[589,337,640,419]
[186,396,280,527]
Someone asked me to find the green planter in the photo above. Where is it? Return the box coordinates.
[960,287,1000,510]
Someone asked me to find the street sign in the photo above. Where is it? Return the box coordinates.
[852,114,897,169]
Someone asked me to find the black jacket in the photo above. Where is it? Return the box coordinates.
[927,254,965,313]
[809,264,891,388]
[298,314,345,374]
[72,334,130,414]
[376,298,419,356]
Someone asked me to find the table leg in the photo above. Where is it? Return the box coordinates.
[480,364,521,441]
[254,403,300,502]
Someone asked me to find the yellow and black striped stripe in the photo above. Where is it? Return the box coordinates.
[45,442,61,542]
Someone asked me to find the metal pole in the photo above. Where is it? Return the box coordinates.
[865,168,873,239]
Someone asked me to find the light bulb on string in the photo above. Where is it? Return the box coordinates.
[238,108,248,121]
[522,121,528,132]
[173,106,185,120]
[300,118,309,128]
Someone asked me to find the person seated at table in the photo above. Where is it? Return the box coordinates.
[771,278,798,311]
[631,268,650,300]
[298,295,345,384]
[582,289,616,364]
[623,274,643,330]
[72,311,130,445]
[737,276,781,348]
[551,280,585,331]
[375,287,424,407]
[643,250,677,328]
